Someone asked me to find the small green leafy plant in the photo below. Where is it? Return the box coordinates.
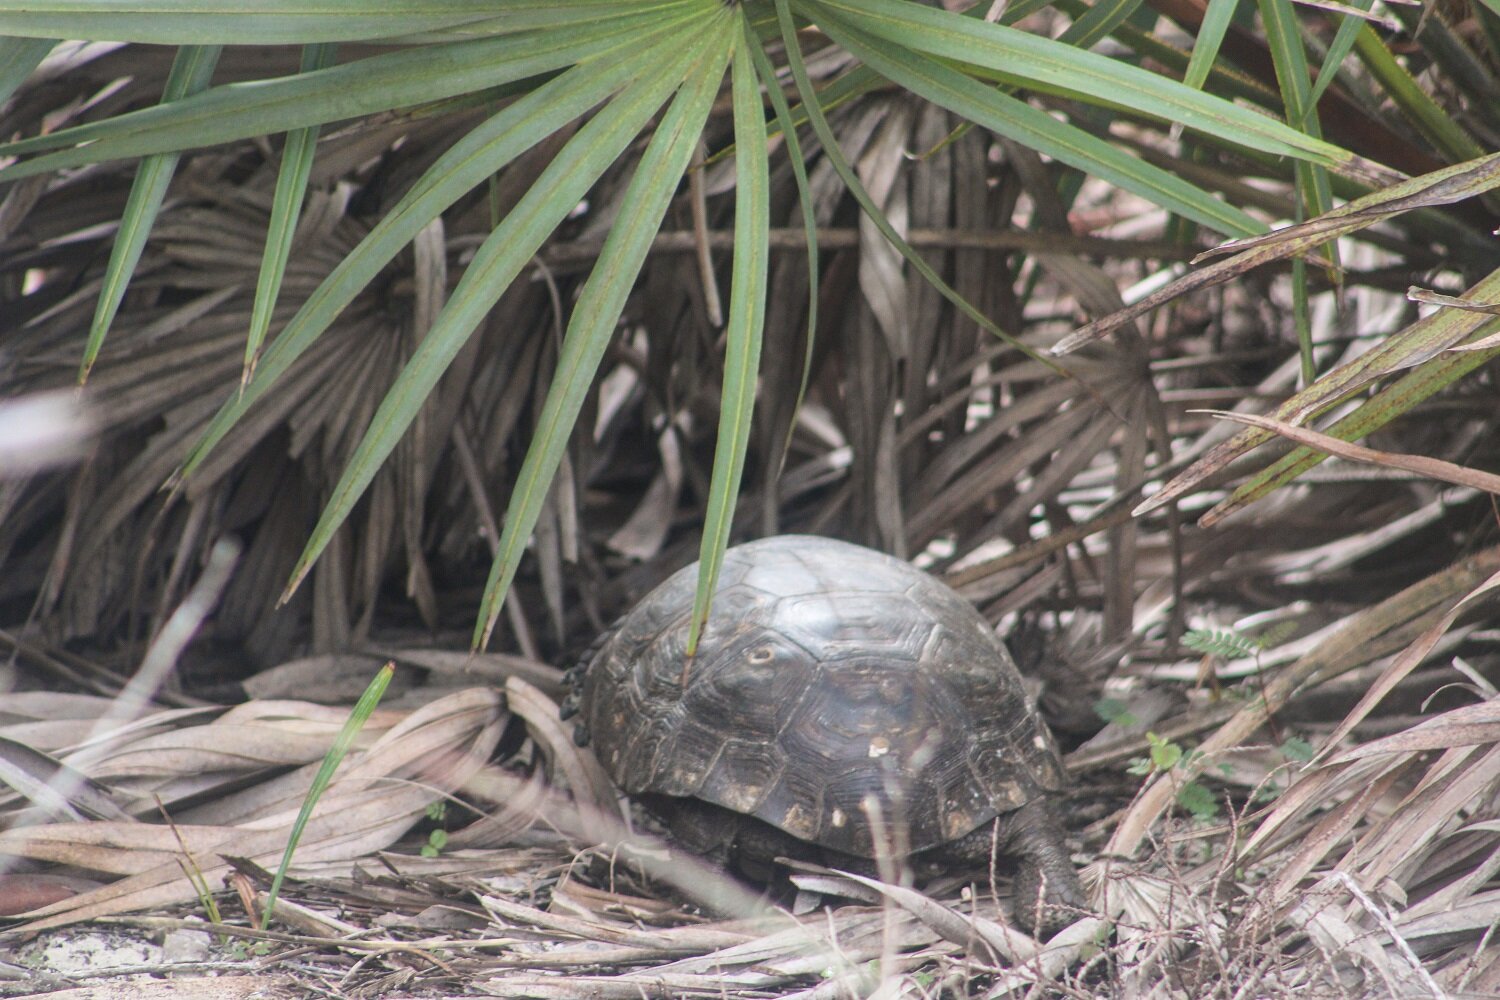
[1182,619,1299,660]
[421,829,449,858]
[1182,627,1261,659]
[1251,735,1317,803]
[1279,735,1315,762]
[1129,731,1218,821]
[229,939,272,959]
[418,800,450,857]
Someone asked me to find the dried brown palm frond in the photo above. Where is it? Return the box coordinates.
[0,685,511,929]
[2,43,577,664]
[5,162,445,662]
[2,641,1493,996]
[1076,544,1500,998]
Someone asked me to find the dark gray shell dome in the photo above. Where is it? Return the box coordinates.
[577,535,1066,857]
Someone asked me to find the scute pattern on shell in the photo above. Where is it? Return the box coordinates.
[579,535,1066,858]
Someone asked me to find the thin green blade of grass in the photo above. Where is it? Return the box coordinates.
[1353,22,1487,164]
[1002,0,1054,20]
[1183,0,1238,90]
[746,37,817,483]
[814,7,1265,240]
[687,15,771,656]
[1056,0,1145,50]
[1045,0,1279,107]
[244,41,337,385]
[173,28,701,489]
[80,44,221,385]
[0,10,684,171]
[392,0,703,38]
[1257,0,1331,154]
[474,13,733,648]
[260,661,394,930]
[0,36,53,106]
[1309,1,1374,110]
[1257,0,1336,384]
[809,0,1355,169]
[160,802,225,929]
[0,1,506,45]
[0,0,684,46]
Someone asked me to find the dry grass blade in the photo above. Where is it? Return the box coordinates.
[1353,741,1500,888]
[0,688,506,932]
[1320,564,1500,753]
[1106,544,1500,861]
[1206,409,1500,494]
[1,978,293,1000]
[1245,699,1500,897]
[0,736,131,822]
[465,893,946,997]
[792,862,1097,977]
[444,765,553,850]
[1287,873,1440,998]
[1050,151,1500,356]
[503,676,619,826]
[1409,286,1500,323]
[1329,699,1500,762]
[366,646,566,696]
[1,784,441,924]
[1133,261,1500,520]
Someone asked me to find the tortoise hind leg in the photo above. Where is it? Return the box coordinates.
[1000,796,1085,935]
[948,796,1085,936]
[640,794,743,860]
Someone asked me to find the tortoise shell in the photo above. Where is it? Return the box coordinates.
[576,535,1066,858]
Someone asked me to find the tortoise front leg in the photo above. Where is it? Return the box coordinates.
[996,795,1085,935]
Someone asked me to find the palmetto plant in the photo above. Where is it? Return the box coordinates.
[6,6,1500,989]
[1,0,1496,658]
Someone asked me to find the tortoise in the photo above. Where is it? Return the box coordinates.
[564,535,1084,932]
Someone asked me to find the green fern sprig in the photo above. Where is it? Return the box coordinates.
[1182,627,1260,658]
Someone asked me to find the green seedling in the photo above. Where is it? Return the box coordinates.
[261,662,394,930]
[1129,731,1219,820]
[421,829,449,858]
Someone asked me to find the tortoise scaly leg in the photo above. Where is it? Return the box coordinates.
[996,796,1085,935]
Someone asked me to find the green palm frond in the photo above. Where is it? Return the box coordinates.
[6,0,1471,651]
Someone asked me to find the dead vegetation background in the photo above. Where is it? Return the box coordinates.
[1,3,1499,998]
